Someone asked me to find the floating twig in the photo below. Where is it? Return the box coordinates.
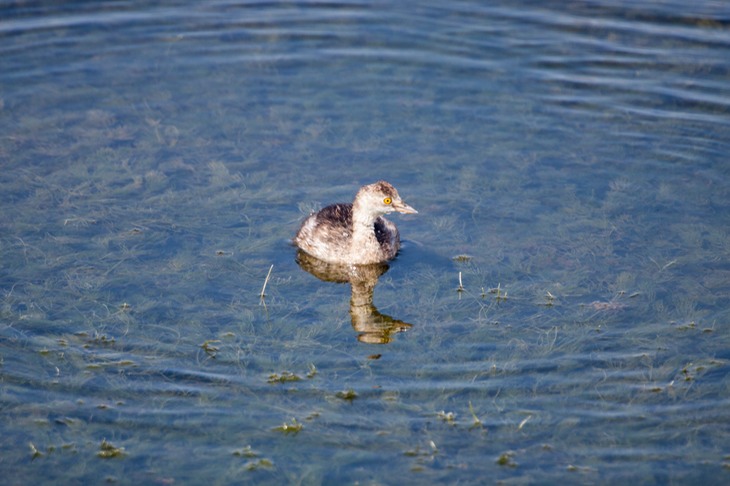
[518,415,532,430]
[260,264,274,300]
[457,271,465,293]
[543,291,555,307]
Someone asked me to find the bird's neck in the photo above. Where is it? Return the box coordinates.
[350,203,380,255]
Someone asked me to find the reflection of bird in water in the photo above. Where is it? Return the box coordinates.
[296,250,412,344]
[294,181,417,265]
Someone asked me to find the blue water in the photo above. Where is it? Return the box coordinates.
[2,1,730,484]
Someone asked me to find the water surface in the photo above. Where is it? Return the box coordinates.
[2,1,730,484]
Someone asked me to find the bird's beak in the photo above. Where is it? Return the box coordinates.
[394,200,418,214]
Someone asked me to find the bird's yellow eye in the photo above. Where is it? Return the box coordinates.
[383,197,392,205]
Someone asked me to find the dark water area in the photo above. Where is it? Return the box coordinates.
[1,1,729,484]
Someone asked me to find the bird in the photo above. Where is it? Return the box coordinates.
[294,181,417,265]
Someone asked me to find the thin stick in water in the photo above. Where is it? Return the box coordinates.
[260,264,274,300]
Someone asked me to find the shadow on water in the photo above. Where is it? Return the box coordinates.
[295,250,412,344]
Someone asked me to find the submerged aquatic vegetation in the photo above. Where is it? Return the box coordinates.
[268,365,317,383]
[232,445,258,458]
[273,419,303,435]
[436,410,457,425]
[29,443,43,460]
[244,458,274,471]
[404,441,439,472]
[487,283,508,302]
[85,359,136,370]
[335,389,358,401]
[97,439,125,459]
[468,402,484,430]
[496,451,517,468]
[232,445,275,470]
[267,371,302,384]
[201,340,220,357]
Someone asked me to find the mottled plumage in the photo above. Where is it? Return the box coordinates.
[294,181,417,265]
